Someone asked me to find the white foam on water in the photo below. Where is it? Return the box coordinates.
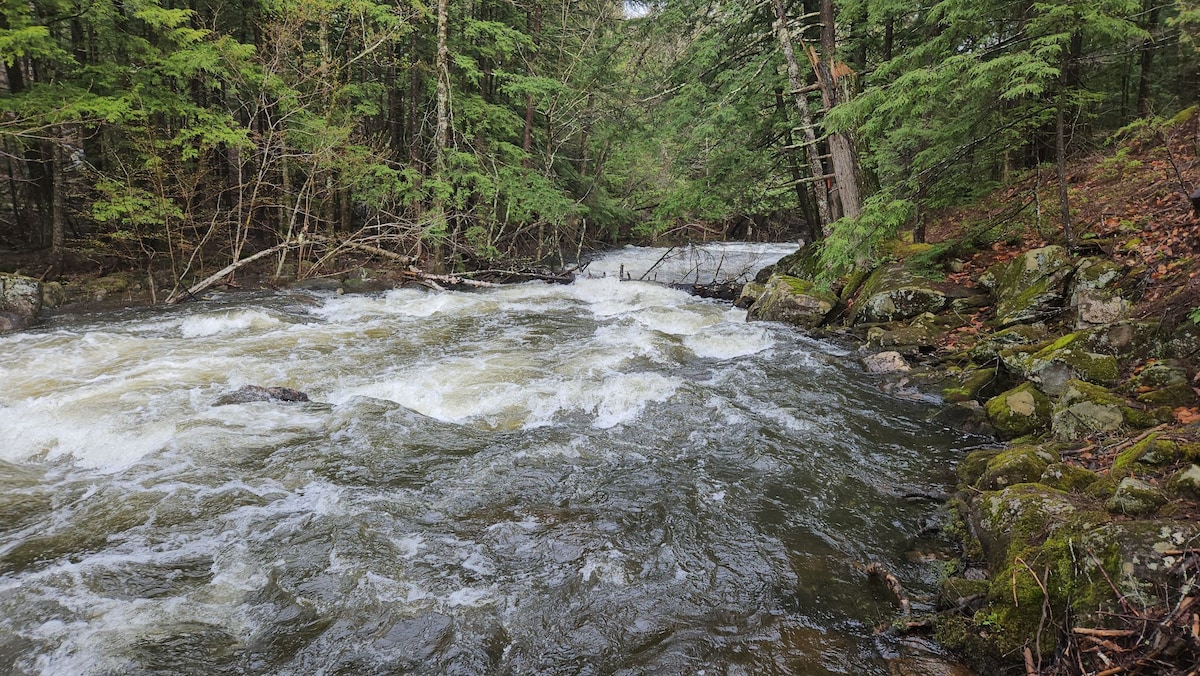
[179,309,283,338]
[683,324,775,360]
[584,242,799,283]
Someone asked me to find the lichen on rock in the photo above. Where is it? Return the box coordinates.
[985,382,1052,439]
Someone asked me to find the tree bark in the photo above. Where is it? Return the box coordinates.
[816,0,862,220]
[1135,0,1160,116]
[772,0,831,231]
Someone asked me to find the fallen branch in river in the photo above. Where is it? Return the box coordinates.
[166,242,291,304]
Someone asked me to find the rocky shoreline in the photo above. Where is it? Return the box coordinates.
[741,245,1200,672]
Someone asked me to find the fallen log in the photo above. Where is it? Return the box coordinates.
[167,243,290,304]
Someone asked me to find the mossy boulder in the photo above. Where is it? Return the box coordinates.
[969,324,1047,362]
[1050,380,1128,441]
[1068,259,1131,328]
[865,313,961,356]
[1112,434,1181,476]
[850,263,948,325]
[958,483,1200,660]
[746,274,837,329]
[770,246,821,281]
[977,445,1060,490]
[985,383,1052,439]
[1126,363,1197,408]
[941,368,999,403]
[1167,465,1200,499]
[1106,477,1168,515]
[958,449,1002,486]
[735,281,766,309]
[1081,320,1164,362]
[1040,462,1099,492]
[0,273,42,332]
[983,245,1073,327]
[933,401,995,436]
[1000,332,1119,396]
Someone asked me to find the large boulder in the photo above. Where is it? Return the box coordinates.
[976,445,1059,490]
[962,483,1199,659]
[985,382,1052,439]
[1125,362,1197,408]
[1069,258,1131,328]
[746,275,837,329]
[980,245,1073,327]
[999,333,1119,396]
[0,274,43,332]
[1050,380,1128,441]
[850,263,948,325]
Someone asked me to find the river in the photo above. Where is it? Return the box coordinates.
[0,243,972,674]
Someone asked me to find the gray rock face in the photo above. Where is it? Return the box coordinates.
[862,351,911,374]
[746,275,837,329]
[981,245,1073,327]
[213,385,311,406]
[1106,477,1168,515]
[0,274,43,332]
[850,264,948,325]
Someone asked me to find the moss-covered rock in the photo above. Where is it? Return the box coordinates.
[0,273,42,332]
[985,245,1073,327]
[969,324,1047,362]
[1112,434,1181,476]
[940,368,999,403]
[746,275,837,329]
[1000,332,1119,396]
[1167,465,1200,499]
[850,263,948,325]
[735,281,766,309]
[1106,477,1168,515]
[1051,380,1127,441]
[1081,320,1164,362]
[985,383,1052,439]
[1040,462,1099,492]
[1125,363,1197,407]
[958,450,1002,486]
[977,446,1059,490]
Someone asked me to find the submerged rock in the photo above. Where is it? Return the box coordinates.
[746,274,836,329]
[0,274,42,332]
[213,385,311,406]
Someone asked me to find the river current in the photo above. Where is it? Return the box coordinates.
[0,244,971,674]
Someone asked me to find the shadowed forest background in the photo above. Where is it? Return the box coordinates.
[1,0,1197,295]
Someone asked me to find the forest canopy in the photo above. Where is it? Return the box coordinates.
[1,0,1197,288]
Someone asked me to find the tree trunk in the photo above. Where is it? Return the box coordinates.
[1135,0,1160,116]
[430,0,451,271]
[50,130,66,279]
[1056,96,1072,249]
[775,89,821,242]
[816,0,863,220]
[772,0,831,231]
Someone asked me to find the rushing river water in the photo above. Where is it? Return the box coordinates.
[0,244,973,674]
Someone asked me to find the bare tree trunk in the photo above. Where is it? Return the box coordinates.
[50,129,66,279]
[431,0,451,271]
[1056,97,1072,249]
[772,0,831,231]
[1135,0,1160,116]
[816,0,863,220]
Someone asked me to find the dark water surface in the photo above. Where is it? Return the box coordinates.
[0,244,972,674]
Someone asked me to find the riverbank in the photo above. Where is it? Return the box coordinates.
[739,136,1200,673]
